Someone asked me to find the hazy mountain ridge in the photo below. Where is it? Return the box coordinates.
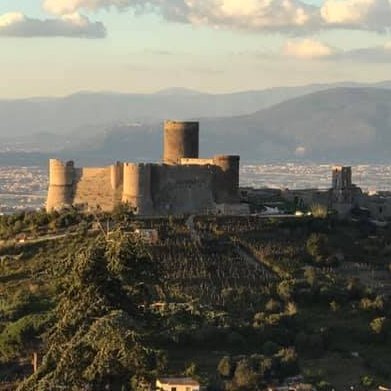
[79,87,391,164]
[1,80,390,139]
[200,87,391,161]
[1,83,391,164]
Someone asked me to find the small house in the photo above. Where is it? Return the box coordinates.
[156,377,200,391]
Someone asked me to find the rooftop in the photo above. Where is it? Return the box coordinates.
[157,377,200,386]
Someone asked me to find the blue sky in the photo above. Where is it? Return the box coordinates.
[1,0,391,98]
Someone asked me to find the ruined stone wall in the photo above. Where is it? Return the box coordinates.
[72,167,115,211]
[281,189,331,209]
[332,166,352,190]
[46,121,242,215]
[331,166,357,204]
[151,164,215,215]
[46,158,241,214]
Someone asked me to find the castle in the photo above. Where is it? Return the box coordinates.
[46,121,247,215]
[278,165,391,219]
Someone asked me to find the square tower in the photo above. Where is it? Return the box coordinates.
[332,166,352,190]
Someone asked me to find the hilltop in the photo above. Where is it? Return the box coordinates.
[0,210,390,390]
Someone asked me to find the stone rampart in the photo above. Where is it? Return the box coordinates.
[73,167,114,211]
[151,164,214,214]
[46,120,243,215]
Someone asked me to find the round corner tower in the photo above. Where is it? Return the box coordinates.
[122,163,153,215]
[213,155,240,203]
[163,120,199,165]
[46,159,75,211]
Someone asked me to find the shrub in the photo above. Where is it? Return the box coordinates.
[310,204,328,219]
[0,313,51,361]
[306,234,330,264]
[218,356,234,378]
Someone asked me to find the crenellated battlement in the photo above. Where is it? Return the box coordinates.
[48,159,75,187]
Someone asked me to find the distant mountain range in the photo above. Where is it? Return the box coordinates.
[1,81,391,164]
[201,87,391,162]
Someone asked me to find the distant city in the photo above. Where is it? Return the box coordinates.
[0,166,47,214]
[3,163,391,214]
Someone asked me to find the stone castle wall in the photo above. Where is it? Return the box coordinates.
[151,164,215,215]
[46,157,241,215]
[73,167,115,211]
[46,121,242,215]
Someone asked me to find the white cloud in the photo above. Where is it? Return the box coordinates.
[41,0,391,33]
[43,0,319,32]
[181,0,318,31]
[283,39,335,59]
[280,39,391,61]
[0,11,106,38]
[0,12,25,28]
[43,0,132,15]
[320,0,391,31]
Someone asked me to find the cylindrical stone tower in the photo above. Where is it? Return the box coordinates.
[46,159,75,211]
[163,120,199,165]
[122,163,153,215]
[213,155,240,203]
[110,162,123,190]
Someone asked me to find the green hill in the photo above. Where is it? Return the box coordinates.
[0,210,390,390]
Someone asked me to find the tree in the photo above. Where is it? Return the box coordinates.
[304,267,318,287]
[274,347,299,379]
[347,277,364,300]
[18,232,163,391]
[232,359,259,390]
[306,234,330,264]
[258,357,273,379]
[218,356,234,378]
[265,299,281,313]
[184,362,199,378]
[369,317,387,336]
[329,301,340,312]
[277,280,293,301]
[262,341,279,356]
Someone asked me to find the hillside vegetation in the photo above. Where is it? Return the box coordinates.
[0,210,390,390]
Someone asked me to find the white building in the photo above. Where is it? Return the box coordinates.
[156,377,200,391]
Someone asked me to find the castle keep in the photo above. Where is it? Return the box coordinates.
[46,121,244,215]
